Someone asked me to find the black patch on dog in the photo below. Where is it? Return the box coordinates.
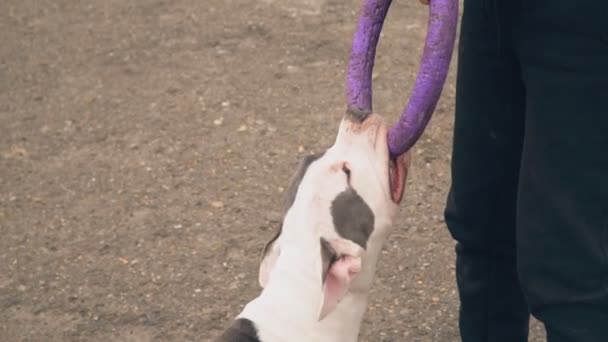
[216,318,261,342]
[262,152,325,257]
[320,237,338,283]
[331,188,375,249]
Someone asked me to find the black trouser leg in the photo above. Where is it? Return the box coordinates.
[444,1,529,341]
[514,1,608,341]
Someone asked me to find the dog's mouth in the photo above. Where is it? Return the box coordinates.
[388,154,406,204]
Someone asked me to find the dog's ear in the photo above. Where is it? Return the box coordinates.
[318,238,362,321]
[259,227,281,288]
[260,152,325,288]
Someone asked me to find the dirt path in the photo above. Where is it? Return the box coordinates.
[0,0,545,341]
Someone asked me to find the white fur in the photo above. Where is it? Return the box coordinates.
[233,114,410,342]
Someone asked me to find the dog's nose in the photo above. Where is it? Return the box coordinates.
[346,107,371,123]
[337,112,383,146]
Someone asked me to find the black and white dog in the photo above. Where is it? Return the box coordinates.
[216,113,410,342]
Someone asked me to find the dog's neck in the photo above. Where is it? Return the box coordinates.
[238,249,371,342]
[238,244,322,338]
[238,231,386,341]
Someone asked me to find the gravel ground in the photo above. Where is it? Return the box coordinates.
[0,0,546,341]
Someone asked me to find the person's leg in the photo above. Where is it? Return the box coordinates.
[444,1,529,341]
[514,1,608,341]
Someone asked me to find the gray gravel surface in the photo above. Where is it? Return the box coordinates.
[0,0,546,341]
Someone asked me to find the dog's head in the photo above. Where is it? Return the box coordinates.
[259,113,411,320]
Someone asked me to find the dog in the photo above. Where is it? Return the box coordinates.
[216,112,410,342]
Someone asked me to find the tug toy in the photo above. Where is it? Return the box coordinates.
[345,0,458,157]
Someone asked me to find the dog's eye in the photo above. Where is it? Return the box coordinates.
[342,164,351,180]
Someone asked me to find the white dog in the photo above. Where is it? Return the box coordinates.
[216,113,410,342]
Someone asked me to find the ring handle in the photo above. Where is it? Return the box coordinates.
[387,0,458,157]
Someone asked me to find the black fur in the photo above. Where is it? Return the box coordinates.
[320,237,338,282]
[331,188,375,249]
[216,318,261,342]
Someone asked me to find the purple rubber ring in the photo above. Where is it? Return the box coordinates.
[345,0,392,115]
[346,0,458,158]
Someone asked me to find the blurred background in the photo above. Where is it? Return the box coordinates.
[0,0,545,341]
